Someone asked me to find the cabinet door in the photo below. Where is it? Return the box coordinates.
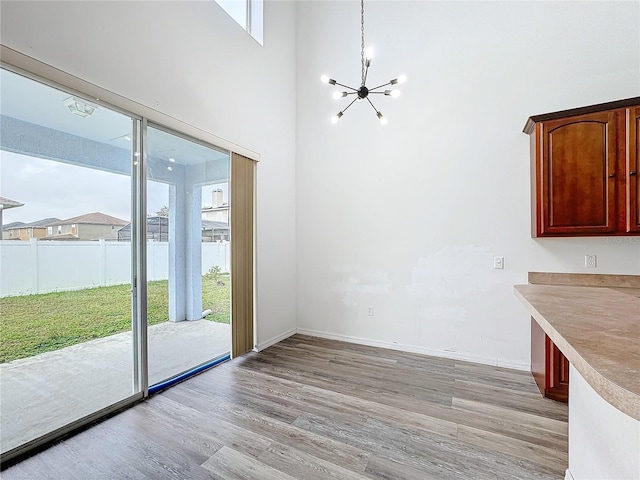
[545,336,569,403]
[627,107,640,233]
[539,111,618,235]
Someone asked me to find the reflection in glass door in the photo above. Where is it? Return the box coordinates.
[146,126,231,387]
[0,68,138,456]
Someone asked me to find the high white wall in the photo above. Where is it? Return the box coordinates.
[0,0,297,347]
[295,1,640,368]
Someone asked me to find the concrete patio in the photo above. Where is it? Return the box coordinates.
[0,320,230,454]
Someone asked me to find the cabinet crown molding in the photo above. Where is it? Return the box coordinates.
[523,96,640,134]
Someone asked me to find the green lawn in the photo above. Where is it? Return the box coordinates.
[0,275,230,363]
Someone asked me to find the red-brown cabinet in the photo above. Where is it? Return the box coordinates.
[627,106,640,233]
[524,97,640,237]
[531,318,569,403]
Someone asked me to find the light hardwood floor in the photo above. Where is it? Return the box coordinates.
[2,334,568,479]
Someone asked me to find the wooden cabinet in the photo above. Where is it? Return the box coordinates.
[627,106,640,233]
[531,318,569,403]
[524,97,640,237]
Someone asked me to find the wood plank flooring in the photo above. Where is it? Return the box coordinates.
[2,334,568,479]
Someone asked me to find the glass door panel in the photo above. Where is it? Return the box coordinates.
[146,126,230,386]
[0,68,137,455]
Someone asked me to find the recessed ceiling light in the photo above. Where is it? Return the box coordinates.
[168,157,175,162]
[63,96,98,117]
[167,166,173,171]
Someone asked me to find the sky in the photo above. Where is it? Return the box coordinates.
[0,151,228,225]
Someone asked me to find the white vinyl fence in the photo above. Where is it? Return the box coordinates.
[0,239,230,297]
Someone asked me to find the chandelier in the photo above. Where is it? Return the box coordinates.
[321,0,406,125]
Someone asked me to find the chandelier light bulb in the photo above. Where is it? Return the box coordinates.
[365,47,374,60]
[377,112,387,125]
[390,89,401,98]
[390,75,407,86]
[321,75,337,85]
[331,112,344,124]
[333,91,348,99]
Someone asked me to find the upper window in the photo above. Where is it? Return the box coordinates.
[214,0,263,45]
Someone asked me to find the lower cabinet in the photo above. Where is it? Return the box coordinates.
[531,318,569,403]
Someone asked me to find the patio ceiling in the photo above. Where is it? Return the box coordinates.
[0,68,229,170]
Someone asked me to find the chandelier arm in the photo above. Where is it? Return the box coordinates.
[368,81,393,91]
[365,97,379,113]
[334,81,359,92]
[342,97,359,114]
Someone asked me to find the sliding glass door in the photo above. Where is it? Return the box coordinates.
[0,68,139,455]
[146,126,231,387]
[0,67,234,462]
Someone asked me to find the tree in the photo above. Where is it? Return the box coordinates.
[152,205,169,218]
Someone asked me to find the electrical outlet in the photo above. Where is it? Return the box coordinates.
[367,306,374,316]
[585,255,597,268]
[493,256,504,269]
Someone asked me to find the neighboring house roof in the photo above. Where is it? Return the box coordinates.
[2,218,62,230]
[28,217,62,227]
[60,212,128,226]
[2,221,26,231]
[0,196,24,210]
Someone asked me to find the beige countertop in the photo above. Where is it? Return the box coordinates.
[514,283,640,420]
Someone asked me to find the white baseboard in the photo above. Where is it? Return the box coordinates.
[255,328,297,352]
[295,328,530,371]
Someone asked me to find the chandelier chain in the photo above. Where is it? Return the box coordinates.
[360,0,365,86]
